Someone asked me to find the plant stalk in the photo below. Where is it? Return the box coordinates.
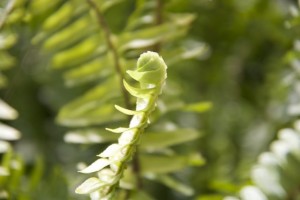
[153,0,163,52]
[86,0,130,109]
[86,0,143,190]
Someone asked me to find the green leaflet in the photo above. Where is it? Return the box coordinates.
[43,15,96,51]
[0,99,18,120]
[118,14,196,52]
[140,153,205,174]
[140,129,201,150]
[0,31,17,50]
[148,174,194,196]
[0,99,20,154]
[0,52,16,71]
[182,101,213,113]
[64,128,201,153]
[42,2,74,31]
[64,54,113,87]
[56,77,124,127]
[29,0,61,16]
[76,52,167,199]
[52,35,104,69]
[64,129,119,144]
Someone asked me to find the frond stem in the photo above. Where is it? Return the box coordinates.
[86,0,131,110]
[153,0,163,52]
[86,0,143,190]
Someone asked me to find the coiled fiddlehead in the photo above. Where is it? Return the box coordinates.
[75,51,167,199]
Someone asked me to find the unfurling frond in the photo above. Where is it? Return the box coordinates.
[75,52,167,199]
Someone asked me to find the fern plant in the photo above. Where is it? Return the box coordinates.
[75,51,167,199]
[25,0,208,198]
[0,0,209,198]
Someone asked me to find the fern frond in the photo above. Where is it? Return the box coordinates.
[75,51,167,199]
[29,0,207,125]
[227,121,300,200]
[26,0,208,197]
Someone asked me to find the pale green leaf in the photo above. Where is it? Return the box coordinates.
[106,127,129,133]
[64,55,113,87]
[29,0,61,16]
[140,153,205,174]
[79,158,110,174]
[52,35,105,69]
[123,80,154,98]
[0,52,15,70]
[278,128,300,160]
[120,38,158,50]
[0,122,20,141]
[119,14,196,52]
[0,32,17,50]
[252,163,286,199]
[100,0,125,12]
[140,129,200,150]
[64,129,118,144]
[161,44,208,66]
[270,140,300,184]
[115,104,141,115]
[57,103,124,127]
[43,16,96,51]
[124,1,155,31]
[0,140,10,153]
[0,166,9,176]
[56,79,124,127]
[75,177,105,194]
[5,8,25,25]
[182,101,213,113]
[42,2,74,31]
[0,99,18,120]
[98,144,121,158]
[126,51,167,86]
[153,174,194,196]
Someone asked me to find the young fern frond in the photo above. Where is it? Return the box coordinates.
[75,51,167,199]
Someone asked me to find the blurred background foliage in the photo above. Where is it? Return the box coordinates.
[1,0,299,199]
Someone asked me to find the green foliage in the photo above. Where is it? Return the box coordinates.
[74,52,204,199]
[0,0,297,199]
[223,4,300,199]
[27,0,206,198]
[0,152,69,199]
[75,51,168,198]
[228,122,300,200]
